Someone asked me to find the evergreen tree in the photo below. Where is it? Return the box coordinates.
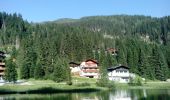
[97,50,109,87]
[34,61,45,79]
[152,45,168,81]
[1,12,170,81]
[116,39,127,65]
[5,59,18,83]
[52,57,71,83]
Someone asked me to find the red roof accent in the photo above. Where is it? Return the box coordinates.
[80,59,98,68]
[106,48,118,53]
[85,59,98,64]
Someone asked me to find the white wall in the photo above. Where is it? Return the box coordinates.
[108,70,130,83]
[108,70,130,77]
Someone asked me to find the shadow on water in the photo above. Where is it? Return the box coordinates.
[0,89,170,100]
[0,87,100,94]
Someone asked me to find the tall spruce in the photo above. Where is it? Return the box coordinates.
[5,58,18,83]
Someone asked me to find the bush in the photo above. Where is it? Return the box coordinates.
[96,80,115,88]
[107,81,115,89]
[96,80,107,87]
[129,75,142,86]
[66,81,72,85]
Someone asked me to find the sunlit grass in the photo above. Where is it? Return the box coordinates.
[114,81,170,89]
[0,77,170,94]
[0,77,103,94]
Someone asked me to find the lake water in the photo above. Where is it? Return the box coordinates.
[0,89,170,100]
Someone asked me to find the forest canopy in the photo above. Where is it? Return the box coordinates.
[0,12,170,81]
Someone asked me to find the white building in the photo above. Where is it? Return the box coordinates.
[69,62,81,76]
[69,59,99,78]
[108,65,130,83]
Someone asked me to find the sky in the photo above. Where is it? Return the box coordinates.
[0,0,170,22]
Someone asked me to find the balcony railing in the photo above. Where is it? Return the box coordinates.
[0,72,4,75]
[0,67,5,70]
[0,63,5,65]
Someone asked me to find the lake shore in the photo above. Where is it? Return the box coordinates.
[0,77,170,94]
[115,82,170,89]
[0,78,105,94]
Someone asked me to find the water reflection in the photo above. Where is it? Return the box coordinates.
[0,89,170,100]
[109,90,131,100]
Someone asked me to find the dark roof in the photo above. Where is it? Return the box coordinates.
[69,62,80,66]
[0,51,5,54]
[0,51,5,58]
[107,65,129,71]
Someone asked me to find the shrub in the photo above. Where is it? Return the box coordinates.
[129,75,142,86]
[66,81,72,85]
[96,80,115,88]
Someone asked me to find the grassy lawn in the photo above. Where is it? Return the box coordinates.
[0,77,104,94]
[114,81,170,89]
[0,77,170,94]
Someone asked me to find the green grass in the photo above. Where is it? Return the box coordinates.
[114,82,170,89]
[0,77,104,94]
[0,83,102,94]
[0,77,170,94]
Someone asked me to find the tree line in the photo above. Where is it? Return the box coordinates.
[0,12,170,82]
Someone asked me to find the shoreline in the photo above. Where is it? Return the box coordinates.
[0,79,170,94]
[0,87,102,94]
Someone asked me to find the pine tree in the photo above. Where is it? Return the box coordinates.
[138,49,145,76]
[152,45,168,81]
[19,36,36,79]
[5,58,18,83]
[34,61,45,79]
[127,48,134,72]
[97,50,109,87]
[52,57,71,83]
[138,48,152,79]
[117,48,126,65]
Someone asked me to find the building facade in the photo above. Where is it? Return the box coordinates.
[0,51,5,81]
[108,65,130,83]
[79,59,99,78]
[69,62,81,76]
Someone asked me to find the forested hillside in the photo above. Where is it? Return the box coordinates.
[0,12,170,82]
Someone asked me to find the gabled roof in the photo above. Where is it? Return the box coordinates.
[107,65,129,71]
[85,59,98,64]
[69,62,80,65]
[0,51,5,54]
[0,51,5,59]
[69,62,80,67]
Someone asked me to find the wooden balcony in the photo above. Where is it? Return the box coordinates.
[0,62,5,66]
[0,72,4,75]
[0,67,5,70]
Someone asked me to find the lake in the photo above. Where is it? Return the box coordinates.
[0,89,170,100]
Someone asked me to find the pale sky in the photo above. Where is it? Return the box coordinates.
[0,0,170,22]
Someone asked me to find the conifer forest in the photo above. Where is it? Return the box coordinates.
[0,12,170,82]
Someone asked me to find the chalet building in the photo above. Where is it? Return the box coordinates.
[107,65,130,83]
[69,62,81,76]
[106,48,118,55]
[0,51,5,81]
[79,59,99,78]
